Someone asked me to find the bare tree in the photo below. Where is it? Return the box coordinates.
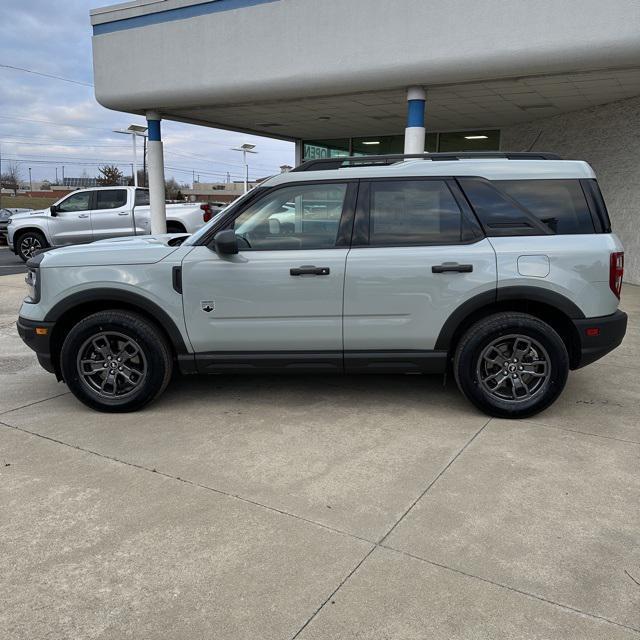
[165,177,187,201]
[126,169,148,187]
[0,161,22,195]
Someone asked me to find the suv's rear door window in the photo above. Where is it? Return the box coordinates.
[494,179,595,234]
[368,180,461,245]
[95,189,127,210]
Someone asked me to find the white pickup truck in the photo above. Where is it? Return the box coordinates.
[6,186,220,261]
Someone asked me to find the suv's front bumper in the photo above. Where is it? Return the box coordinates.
[17,317,56,374]
[572,310,627,369]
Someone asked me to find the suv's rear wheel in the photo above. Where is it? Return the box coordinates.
[60,311,173,412]
[16,230,48,261]
[454,312,569,418]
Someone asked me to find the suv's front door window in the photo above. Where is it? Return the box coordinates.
[57,192,91,213]
[232,183,348,250]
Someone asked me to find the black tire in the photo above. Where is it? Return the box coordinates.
[166,222,186,234]
[16,230,48,262]
[60,310,173,412]
[454,312,569,419]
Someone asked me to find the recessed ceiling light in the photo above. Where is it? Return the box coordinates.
[361,141,380,145]
[464,135,489,140]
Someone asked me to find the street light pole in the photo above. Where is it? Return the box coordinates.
[114,124,148,188]
[231,143,258,193]
[132,133,138,186]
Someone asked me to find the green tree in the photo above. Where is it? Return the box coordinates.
[97,164,124,186]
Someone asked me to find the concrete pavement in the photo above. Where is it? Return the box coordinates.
[1,273,638,639]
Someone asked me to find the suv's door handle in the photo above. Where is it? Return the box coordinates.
[117,211,129,216]
[432,263,473,273]
[78,214,89,219]
[290,265,330,276]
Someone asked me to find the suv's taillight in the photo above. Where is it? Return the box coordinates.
[609,252,624,299]
[201,203,213,222]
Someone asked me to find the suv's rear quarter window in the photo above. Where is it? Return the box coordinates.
[494,179,595,234]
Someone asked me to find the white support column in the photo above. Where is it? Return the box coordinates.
[404,86,426,154]
[146,111,166,235]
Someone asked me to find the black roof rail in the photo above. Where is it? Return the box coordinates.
[292,151,562,172]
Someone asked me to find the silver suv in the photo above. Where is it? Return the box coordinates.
[16,152,627,417]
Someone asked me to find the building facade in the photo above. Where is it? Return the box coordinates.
[91,0,640,282]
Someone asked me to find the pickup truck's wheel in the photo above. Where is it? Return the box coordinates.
[60,311,173,412]
[16,230,48,261]
[454,312,569,419]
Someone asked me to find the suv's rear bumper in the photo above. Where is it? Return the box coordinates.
[571,310,627,369]
[17,317,56,374]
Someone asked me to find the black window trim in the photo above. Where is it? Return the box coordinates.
[580,179,610,234]
[198,178,359,251]
[352,176,484,249]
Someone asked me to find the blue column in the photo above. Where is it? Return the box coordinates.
[404,87,426,154]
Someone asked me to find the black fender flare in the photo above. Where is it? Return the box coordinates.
[434,286,585,351]
[44,288,190,355]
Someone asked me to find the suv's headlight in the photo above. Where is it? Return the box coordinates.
[6,217,13,225]
[25,268,40,303]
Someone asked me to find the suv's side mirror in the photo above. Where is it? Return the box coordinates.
[50,205,58,217]
[213,229,239,255]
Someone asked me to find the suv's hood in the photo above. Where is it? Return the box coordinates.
[39,234,187,268]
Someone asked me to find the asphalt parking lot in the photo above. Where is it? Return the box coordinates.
[0,271,638,639]
[0,246,26,276]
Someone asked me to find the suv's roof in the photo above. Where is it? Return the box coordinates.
[263,158,596,187]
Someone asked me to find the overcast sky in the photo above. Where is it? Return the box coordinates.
[0,0,295,186]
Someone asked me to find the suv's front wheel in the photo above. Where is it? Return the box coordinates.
[60,311,173,412]
[454,312,569,419]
